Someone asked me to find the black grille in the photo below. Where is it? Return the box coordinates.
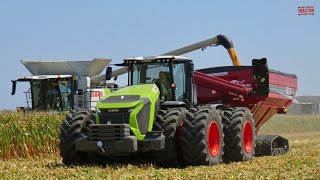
[99,111,130,124]
[137,101,150,135]
[87,124,130,141]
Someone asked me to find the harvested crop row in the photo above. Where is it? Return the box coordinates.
[0,112,320,160]
[1,132,320,179]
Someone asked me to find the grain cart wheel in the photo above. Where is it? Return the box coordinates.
[223,108,256,162]
[59,110,95,165]
[153,108,185,167]
[181,107,224,166]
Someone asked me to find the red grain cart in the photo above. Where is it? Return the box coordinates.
[194,58,297,156]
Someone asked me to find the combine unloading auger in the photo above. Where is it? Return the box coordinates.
[91,34,241,84]
[161,34,241,66]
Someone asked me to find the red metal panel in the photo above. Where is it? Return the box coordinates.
[194,71,251,98]
[194,66,297,132]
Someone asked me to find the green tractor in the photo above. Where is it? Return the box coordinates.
[59,56,255,166]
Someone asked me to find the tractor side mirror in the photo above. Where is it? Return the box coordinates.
[188,63,194,77]
[73,80,78,94]
[11,80,17,95]
[189,63,194,71]
[106,67,112,81]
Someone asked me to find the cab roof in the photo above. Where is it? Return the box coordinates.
[17,75,73,81]
[124,55,191,62]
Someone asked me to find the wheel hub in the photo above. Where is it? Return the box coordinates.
[243,121,253,153]
[208,121,220,157]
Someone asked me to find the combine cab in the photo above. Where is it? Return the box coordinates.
[11,59,113,111]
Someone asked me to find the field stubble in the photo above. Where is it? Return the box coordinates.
[0,112,320,179]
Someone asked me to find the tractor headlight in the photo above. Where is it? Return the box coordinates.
[128,104,139,112]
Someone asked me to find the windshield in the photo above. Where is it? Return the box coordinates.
[132,63,170,84]
[132,63,172,101]
[173,63,185,101]
[31,79,72,111]
[132,62,186,102]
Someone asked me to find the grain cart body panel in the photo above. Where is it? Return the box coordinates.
[196,66,297,131]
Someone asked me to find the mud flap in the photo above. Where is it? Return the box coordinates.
[255,135,289,156]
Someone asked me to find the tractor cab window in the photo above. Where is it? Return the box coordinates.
[173,63,186,101]
[132,63,173,101]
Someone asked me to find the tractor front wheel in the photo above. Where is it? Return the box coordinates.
[153,108,185,167]
[59,110,95,165]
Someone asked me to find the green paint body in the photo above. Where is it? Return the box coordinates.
[96,84,160,140]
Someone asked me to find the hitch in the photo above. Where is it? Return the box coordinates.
[97,141,106,153]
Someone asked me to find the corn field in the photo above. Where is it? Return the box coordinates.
[0,112,63,159]
[0,112,320,178]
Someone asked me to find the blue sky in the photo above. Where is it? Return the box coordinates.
[0,1,319,110]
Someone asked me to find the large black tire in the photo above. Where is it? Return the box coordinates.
[152,108,185,167]
[223,107,256,162]
[181,107,224,166]
[59,110,95,165]
[217,106,234,143]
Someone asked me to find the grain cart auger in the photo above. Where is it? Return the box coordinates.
[59,54,273,167]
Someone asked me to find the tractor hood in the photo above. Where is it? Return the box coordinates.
[96,84,160,109]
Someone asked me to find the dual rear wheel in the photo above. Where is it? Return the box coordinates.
[222,107,256,162]
[180,107,224,166]
[175,106,256,166]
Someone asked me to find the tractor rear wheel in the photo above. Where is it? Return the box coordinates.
[223,108,256,162]
[59,110,96,165]
[181,107,224,166]
[153,108,185,167]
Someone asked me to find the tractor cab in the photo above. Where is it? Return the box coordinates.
[121,56,196,106]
